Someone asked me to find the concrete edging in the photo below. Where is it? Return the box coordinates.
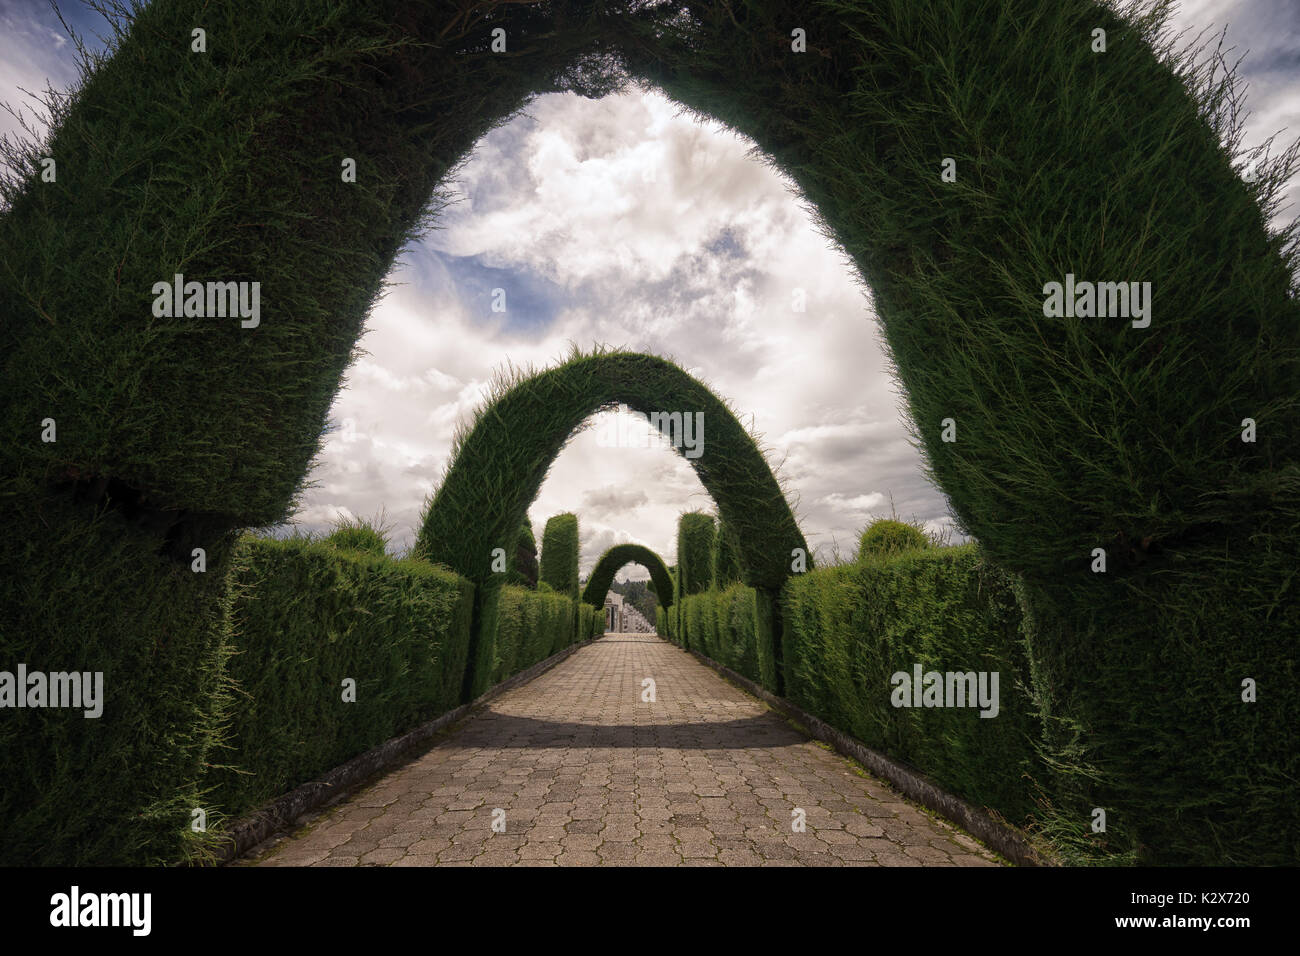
[683,646,1055,868]
[210,637,597,865]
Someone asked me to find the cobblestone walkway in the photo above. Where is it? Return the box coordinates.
[244,634,1001,867]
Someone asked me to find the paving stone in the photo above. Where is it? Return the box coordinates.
[249,635,1002,869]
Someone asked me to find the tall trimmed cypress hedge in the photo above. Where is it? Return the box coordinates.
[674,512,714,652]
[539,513,581,600]
[508,520,539,588]
[578,603,600,642]
[679,584,759,681]
[712,519,742,589]
[209,536,474,822]
[493,584,579,684]
[782,547,1041,827]
[676,512,715,597]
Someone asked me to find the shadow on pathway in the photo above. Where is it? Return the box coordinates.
[242,633,1002,867]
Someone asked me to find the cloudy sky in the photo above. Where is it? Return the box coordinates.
[3,0,1297,579]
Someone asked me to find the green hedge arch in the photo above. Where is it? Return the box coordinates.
[0,0,1294,865]
[582,543,675,612]
[416,349,809,701]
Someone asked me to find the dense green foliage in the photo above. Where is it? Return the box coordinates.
[676,512,716,598]
[2,0,1294,864]
[538,513,581,600]
[712,519,742,589]
[858,519,931,559]
[619,0,1300,863]
[782,547,1042,825]
[670,510,786,688]
[579,602,601,642]
[417,349,807,701]
[0,498,234,865]
[582,543,674,610]
[209,536,474,820]
[677,584,760,680]
[493,584,580,684]
[508,520,539,588]
[671,546,1041,835]
[325,516,390,558]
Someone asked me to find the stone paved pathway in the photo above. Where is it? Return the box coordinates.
[243,633,1002,867]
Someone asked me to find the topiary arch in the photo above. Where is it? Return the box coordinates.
[1,0,1296,865]
[416,349,808,702]
[582,543,675,612]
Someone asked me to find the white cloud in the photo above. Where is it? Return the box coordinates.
[293,1,1300,563]
[819,492,886,514]
[290,86,934,566]
[2,1,1294,573]
[0,7,80,150]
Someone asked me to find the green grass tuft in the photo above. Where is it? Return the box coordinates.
[858,518,932,559]
[324,513,390,558]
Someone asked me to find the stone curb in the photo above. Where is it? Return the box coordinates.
[209,637,597,865]
[683,645,1056,868]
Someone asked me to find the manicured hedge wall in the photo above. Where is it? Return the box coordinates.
[208,536,474,821]
[679,584,759,682]
[667,565,680,639]
[782,545,1041,824]
[210,539,596,835]
[578,602,599,642]
[676,544,1042,831]
[493,584,581,685]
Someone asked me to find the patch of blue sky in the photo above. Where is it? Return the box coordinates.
[704,228,745,259]
[426,250,566,335]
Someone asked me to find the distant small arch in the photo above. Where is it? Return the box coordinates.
[583,543,674,610]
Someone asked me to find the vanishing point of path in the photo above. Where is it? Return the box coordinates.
[244,633,1002,867]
